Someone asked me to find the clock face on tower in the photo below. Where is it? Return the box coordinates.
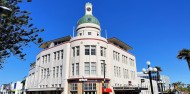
[87,7,91,11]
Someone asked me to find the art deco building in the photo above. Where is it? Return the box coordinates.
[25,2,140,94]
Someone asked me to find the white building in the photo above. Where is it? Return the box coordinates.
[0,84,9,94]
[137,72,171,93]
[0,81,23,94]
[25,2,142,94]
[138,77,158,94]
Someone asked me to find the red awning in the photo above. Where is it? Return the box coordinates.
[102,88,112,92]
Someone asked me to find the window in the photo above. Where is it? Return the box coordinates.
[53,67,55,78]
[103,48,106,57]
[76,46,80,56]
[91,46,96,55]
[114,66,116,76]
[100,47,103,56]
[54,52,56,60]
[123,68,125,78]
[59,84,61,87]
[44,69,46,78]
[57,51,60,60]
[97,33,99,36]
[100,47,106,57]
[85,46,90,55]
[101,63,104,76]
[41,69,43,79]
[118,53,120,61]
[72,64,74,76]
[42,56,44,63]
[76,63,79,75]
[113,51,120,61]
[84,83,96,90]
[45,56,47,63]
[72,47,75,57]
[47,68,49,77]
[116,66,118,77]
[60,65,62,77]
[70,83,78,91]
[79,33,82,36]
[84,62,90,75]
[91,62,96,75]
[56,66,59,77]
[88,32,91,35]
[61,50,64,59]
[48,54,50,63]
[119,67,121,77]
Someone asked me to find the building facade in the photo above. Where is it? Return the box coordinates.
[137,72,171,93]
[138,77,158,94]
[0,81,23,94]
[25,2,140,94]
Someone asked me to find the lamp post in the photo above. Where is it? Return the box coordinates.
[142,61,157,94]
[101,60,106,89]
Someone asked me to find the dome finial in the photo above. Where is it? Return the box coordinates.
[85,2,92,15]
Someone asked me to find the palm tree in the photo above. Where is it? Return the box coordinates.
[155,66,162,81]
[177,49,190,70]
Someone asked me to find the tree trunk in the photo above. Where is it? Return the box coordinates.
[187,58,190,71]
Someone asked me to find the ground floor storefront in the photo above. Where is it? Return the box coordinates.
[25,87,63,94]
[68,78,112,94]
[26,78,147,94]
[26,91,61,94]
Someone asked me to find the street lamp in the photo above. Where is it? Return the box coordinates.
[101,60,106,88]
[0,6,12,16]
[142,61,157,94]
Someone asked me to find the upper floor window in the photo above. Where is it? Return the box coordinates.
[57,51,60,60]
[48,54,50,63]
[60,65,62,77]
[91,62,96,75]
[54,52,56,60]
[53,67,55,78]
[56,66,59,77]
[72,64,74,76]
[79,33,82,36]
[91,46,96,55]
[100,47,106,57]
[88,32,91,35]
[76,46,80,56]
[41,69,43,79]
[72,47,75,57]
[47,68,50,77]
[85,45,96,55]
[54,50,64,60]
[101,63,106,76]
[113,51,120,61]
[76,63,79,75]
[84,62,90,75]
[85,46,90,55]
[61,50,64,59]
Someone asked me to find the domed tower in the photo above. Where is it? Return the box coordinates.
[76,2,101,37]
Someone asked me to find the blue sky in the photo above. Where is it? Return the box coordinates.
[0,0,190,85]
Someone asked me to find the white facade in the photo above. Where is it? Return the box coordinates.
[25,2,139,94]
[138,77,158,94]
[0,81,23,94]
[137,72,171,93]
